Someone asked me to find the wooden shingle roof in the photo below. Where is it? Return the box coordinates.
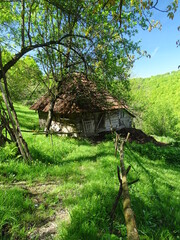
[30,74,130,115]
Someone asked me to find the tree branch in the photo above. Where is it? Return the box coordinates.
[0,33,92,78]
[129,178,139,186]
[119,0,123,28]
[21,0,25,49]
[126,165,131,175]
[110,165,123,232]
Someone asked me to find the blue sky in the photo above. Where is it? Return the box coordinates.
[131,2,180,78]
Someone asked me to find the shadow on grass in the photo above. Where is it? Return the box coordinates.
[127,146,180,238]
[0,186,61,239]
[60,142,180,240]
[59,174,179,240]
[30,146,112,166]
[129,142,180,164]
[18,116,39,130]
[2,132,179,239]
[130,195,179,239]
[13,106,39,130]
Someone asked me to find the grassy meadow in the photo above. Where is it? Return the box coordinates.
[0,104,180,239]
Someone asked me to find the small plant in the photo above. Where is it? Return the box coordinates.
[0,143,18,162]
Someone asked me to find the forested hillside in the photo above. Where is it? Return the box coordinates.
[130,71,180,139]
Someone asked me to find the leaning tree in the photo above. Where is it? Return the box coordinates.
[0,0,178,160]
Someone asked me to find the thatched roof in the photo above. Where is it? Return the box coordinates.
[30,74,129,115]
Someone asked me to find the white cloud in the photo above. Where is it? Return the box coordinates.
[151,47,159,58]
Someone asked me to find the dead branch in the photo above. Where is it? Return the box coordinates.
[126,165,131,175]
[120,135,139,240]
[110,133,139,239]
[115,132,119,157]
[0,48,31,161]
[128,179,139,186]
[110,166,123,233]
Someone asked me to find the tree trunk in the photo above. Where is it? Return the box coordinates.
[45,97,57,137]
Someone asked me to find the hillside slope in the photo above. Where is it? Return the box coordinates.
[0,104,180,239]
[130,71,180,139]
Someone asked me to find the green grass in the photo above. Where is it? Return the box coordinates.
[0,187,35,239]
[0,103,180,239]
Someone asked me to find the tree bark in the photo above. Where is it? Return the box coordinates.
[0,48,31,161]
[45,96,57,137]
[0,103,16,143]
[110,166,123,233]
[120,137,139,240]
[0,79,27,159]
[21,0,25,49]
[110,133,139,239]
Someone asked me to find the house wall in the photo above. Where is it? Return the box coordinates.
[38,109,133,137]
[104,109,132,132]
[38,111,77,136]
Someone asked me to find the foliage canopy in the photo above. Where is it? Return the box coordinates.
[0,0,178,81]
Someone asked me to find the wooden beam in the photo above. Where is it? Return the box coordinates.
[119,135,139,240]
[111,133,139,239]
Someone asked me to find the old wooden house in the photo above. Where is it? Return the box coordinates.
[30,74,134,137]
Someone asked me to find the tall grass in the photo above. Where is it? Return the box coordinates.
[0,103,180,239]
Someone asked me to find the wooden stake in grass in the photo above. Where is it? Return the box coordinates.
[110,133,139,240]
[0,48,31,162]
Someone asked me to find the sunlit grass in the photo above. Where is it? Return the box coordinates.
[0,188,35,239]
[0,103,180,239]
[152,135,176,144]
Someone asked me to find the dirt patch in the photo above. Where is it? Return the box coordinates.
[27,182,70,239]
[116,128,166,146]
[28,208,69,240]
[90,128,167,146]
[0,181,69,239]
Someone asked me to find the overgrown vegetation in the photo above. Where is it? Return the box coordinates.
[130,71,180,139]
[0,1,178,161]
[0,104,179,239]
[1,51,44,104]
